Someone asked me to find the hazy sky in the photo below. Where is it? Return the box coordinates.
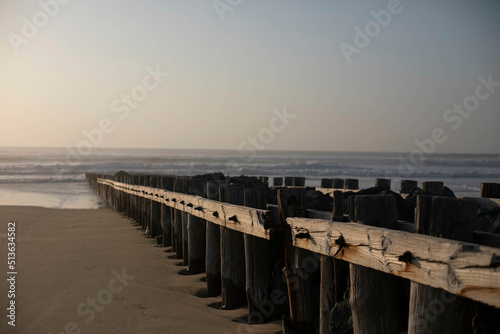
[1,0,499,153]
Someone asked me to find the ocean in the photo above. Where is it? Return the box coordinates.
[0,147,498,209]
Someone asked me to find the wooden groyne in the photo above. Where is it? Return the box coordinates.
[85,172,500,334]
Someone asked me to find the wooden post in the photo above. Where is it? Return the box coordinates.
[259,176,269,186]
[422,181,443,195]
[143,175,151,232]
[130,175,137,222]
[273,177,283,186]
[284,177,294,187]
[331,191,350,333]
[400,179,418,194]
[173,177,183,258]
[332,178,344,189]
[149,176,161,239]
[220,183,247,310]
[182,177,190,266]
[481,183,500,198]
[374,178,391,190]
[321,178,333,188]
[320,255,335,334]
[161,176,174,247]
[407,196,491,334]
[322,177,345,189]
[344,179,359,190]
[278,187,316,333]
[293,177,306,187]
[349,195,409,334]
[187,177,207,274]
[244,187,272,324]
[206,180,223,297]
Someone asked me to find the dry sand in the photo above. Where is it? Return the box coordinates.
[0,206,282,334]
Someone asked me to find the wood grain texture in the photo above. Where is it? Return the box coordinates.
[97,179,273,240]
[287,217,500,308]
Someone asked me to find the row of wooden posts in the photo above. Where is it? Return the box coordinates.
[85,172,500,334]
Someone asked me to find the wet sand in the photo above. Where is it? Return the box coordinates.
[0,206,282,333]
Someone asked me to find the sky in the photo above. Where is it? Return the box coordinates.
[1,0,499,154]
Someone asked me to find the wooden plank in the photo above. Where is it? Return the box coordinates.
[316,187,360,197]
[286,217,500,308]
[97,179,272,240]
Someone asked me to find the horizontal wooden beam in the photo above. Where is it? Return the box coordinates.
[98,179,273,240]
[287,217,500,308]
[315,187,360,197]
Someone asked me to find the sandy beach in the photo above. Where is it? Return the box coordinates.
[0,206,282,334]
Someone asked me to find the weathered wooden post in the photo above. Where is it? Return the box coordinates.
[320,256,335,334]
[138,175,144,227]
[332,178,344,189]
[278,187,316,333]
[374,178,391,190]
[130,175,138,222]
[244,187,272,324]
[349,195,409,334]
[400,179,418,194]
[142,175,151,231]
[481,182,500,198]
[407,196,490,334]
[161,176,174,248]
[187,177,206,274]
[182,176,190,266]
[321,178,334,188]
[273,177,283,186]
[206,180,223,297]
[321,190,344,334]
[220,183,247,309]
[173,177,183,258]
[293,177,306,187]
[344,179,359,190]
[149,175,161,238]
[258,176,269,186]
[422,181,443,195]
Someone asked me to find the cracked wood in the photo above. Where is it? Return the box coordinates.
[287,217,500,308]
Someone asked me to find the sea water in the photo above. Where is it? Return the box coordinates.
[0,147,498,209]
